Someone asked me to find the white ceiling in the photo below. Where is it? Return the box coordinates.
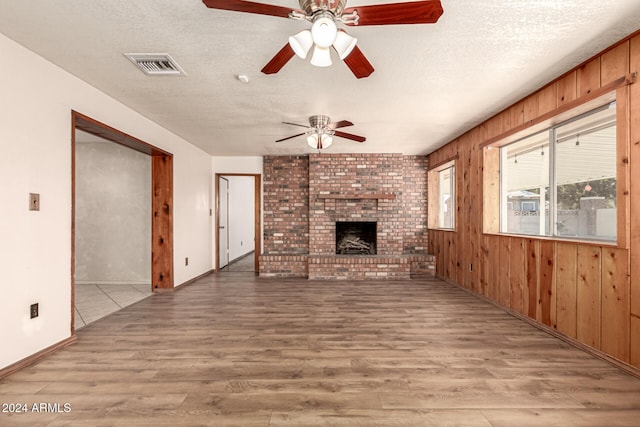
[1,1,640,156]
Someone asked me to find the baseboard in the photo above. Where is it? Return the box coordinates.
[0,335,78,379]
[167,269,214,292]
[436,274,640,380]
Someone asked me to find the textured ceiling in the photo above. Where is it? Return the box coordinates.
[1,1,640,156]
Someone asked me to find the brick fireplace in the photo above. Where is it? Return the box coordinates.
[260,153,435,280]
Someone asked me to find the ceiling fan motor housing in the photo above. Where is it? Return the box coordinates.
[299,0,346,16]
[309,115,331,129]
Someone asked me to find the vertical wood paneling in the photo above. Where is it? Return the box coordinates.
[510,101,525,129]
[460,138,472,289]
[538,84,557,116]
[630,35,640,320]
[498,237,511,307]
[616,86,631,249]
[436,231,444,277]
[509,237,526,314]
[471,126,485,293]
[427,33,639,369]
[576,246,602,349]
[577,57,601,97]
[525,239,539,319]
[556,71,577,107]
[443,231,451,279]
[523,94,539,123]
[449,231,458,283]
[483,148,500,233]
[556,243,578,338]
[427,170,438,229]
[632,315,640,367]
[152,154,174,290]
[601,41,630,85]
[539,241,556,327]
[601,248,630,362]
[480,235,490,296]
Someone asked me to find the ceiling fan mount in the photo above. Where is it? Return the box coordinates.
[276,115,366,150]
[202,0,443,78]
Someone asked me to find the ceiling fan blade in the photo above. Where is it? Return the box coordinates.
[343,0,443,26]
[334,130,366,143]
[202,0,302,18]
[282,121,309,129]
[261,44,295,74]
[329,120,354,129]
[275,132,306,143]
[343,46,374,79]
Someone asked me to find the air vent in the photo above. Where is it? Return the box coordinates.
[124,53,186,76]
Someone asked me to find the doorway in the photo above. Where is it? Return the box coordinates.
[215,174,261,274]
[71,111,174,333]
[218,177,229,269]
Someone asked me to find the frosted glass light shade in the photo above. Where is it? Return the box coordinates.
[311,15,337,48]
[310,46,332,67]
[306,133,318,148]
[321,134,333,148]
[333,30,357,59]
[289,30,313,59]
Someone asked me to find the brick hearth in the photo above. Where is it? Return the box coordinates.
[259,153,434,279]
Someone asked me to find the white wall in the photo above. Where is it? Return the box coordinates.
[228,176,255,261]
[75,140,151,284]
[0,33,212,369]
[211,157,263,266]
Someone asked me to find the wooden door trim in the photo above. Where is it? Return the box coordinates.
[215,173,261,274]
[71,111,174,334]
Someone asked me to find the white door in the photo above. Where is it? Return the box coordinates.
[218,177,230,269]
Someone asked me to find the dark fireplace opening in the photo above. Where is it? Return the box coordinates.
[336,221,377,255]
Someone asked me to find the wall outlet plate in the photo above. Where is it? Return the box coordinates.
[30,303,39,319]
[29,193,40,211]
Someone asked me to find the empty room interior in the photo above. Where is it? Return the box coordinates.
[3,1,640,425]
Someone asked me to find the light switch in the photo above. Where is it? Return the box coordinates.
[29,193,40,211]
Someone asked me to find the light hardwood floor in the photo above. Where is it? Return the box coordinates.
[2,274,640,426]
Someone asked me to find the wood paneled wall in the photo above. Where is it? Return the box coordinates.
[428,32,640,368]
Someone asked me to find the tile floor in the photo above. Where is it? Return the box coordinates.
[74,283,152,329]
[220,250,255,272]
[75,251,254,329]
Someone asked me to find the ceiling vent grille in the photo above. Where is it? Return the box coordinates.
[124,53,186,76]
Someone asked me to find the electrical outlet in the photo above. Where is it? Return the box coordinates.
[29,193,40,211]
[30,303,39,319]
[185,257,189,266]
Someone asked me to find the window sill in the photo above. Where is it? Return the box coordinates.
[429,227,457,232]
[486,231,620,248]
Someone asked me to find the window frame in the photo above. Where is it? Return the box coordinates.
[428,159,457,231]
[498,101,617,243]
[480,78,631,249]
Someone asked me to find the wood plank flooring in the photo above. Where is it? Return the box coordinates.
[2,274,640,426]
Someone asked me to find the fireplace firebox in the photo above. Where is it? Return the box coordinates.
[335,221,377,255]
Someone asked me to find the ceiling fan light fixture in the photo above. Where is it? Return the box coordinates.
[321,134,333,148]
[288,30,313,59]
[306,133,319,148]
[310,45,332,67]
[333,30,357,59]
[311,13,338,48]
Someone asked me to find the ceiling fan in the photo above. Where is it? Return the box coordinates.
[276,115,366,149]
[202,0,444,78]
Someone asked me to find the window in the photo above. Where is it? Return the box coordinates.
[500,102,616,242]
[438,166,455,229]
[428,160,456,230]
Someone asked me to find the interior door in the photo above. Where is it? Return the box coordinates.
[218,176,230,269]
